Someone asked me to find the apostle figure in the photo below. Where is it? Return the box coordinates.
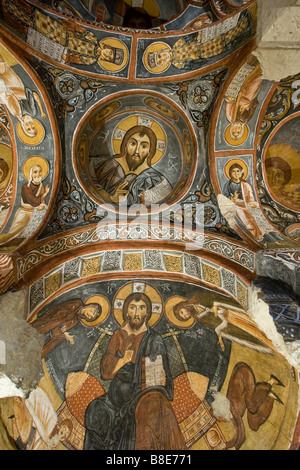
[223,162,265,241]
[171,298,278,354]
[90,124,172,205]
[64,36,125,68]
[31,9,126,70]
[84,292,186,450]
[224,59,262,145]
[31,298,102,358]
[146,13,249,72]
[0,162,50,246]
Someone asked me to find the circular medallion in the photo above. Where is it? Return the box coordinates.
[224,123,249,147]
[143,42,172,74]
[97,38,129,72]
[74,91,197,209]
[17,118,45,146]
[224,158,249,180]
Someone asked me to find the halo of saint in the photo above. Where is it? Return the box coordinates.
[143,42,172,74]
[98,38,129,72]
[23,155,49,181]
[165,296,196,329]
[224,158,249,181]
[224,122,249,147]
[113,281,163,327]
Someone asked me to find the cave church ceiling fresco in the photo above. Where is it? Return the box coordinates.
[0,0,299,452]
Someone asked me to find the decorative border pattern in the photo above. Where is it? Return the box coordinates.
[27,248,250,318]
[17,223,255,279]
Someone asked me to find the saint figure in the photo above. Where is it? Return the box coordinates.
[0,163,50,245]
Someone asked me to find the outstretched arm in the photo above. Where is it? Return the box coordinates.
[213,306,228,351]
[32,92,47,121]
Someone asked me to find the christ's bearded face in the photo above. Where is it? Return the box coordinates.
[125,132,151,171]
[126,299,148,330]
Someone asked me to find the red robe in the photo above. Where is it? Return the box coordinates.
[31,299,84,358]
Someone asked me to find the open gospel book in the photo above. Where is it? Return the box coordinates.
[144,355,166,388]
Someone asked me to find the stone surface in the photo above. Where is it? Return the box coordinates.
[0,290,44,398]
[255,0,300,81]
[256,251,300,296]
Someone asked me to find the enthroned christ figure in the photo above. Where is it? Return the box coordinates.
[84,292,186,450]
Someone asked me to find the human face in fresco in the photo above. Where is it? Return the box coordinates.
[266,167,286,191]
[178,307,192,321]
[230,167,243,183]
[31,165,43,185]
[99,46,114,62]
[231,121,243,139]
[80,306,99,322]
[156,50,172,66]
[126,299,148,330]
[126,132,151,171]
[22,115,38,137]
